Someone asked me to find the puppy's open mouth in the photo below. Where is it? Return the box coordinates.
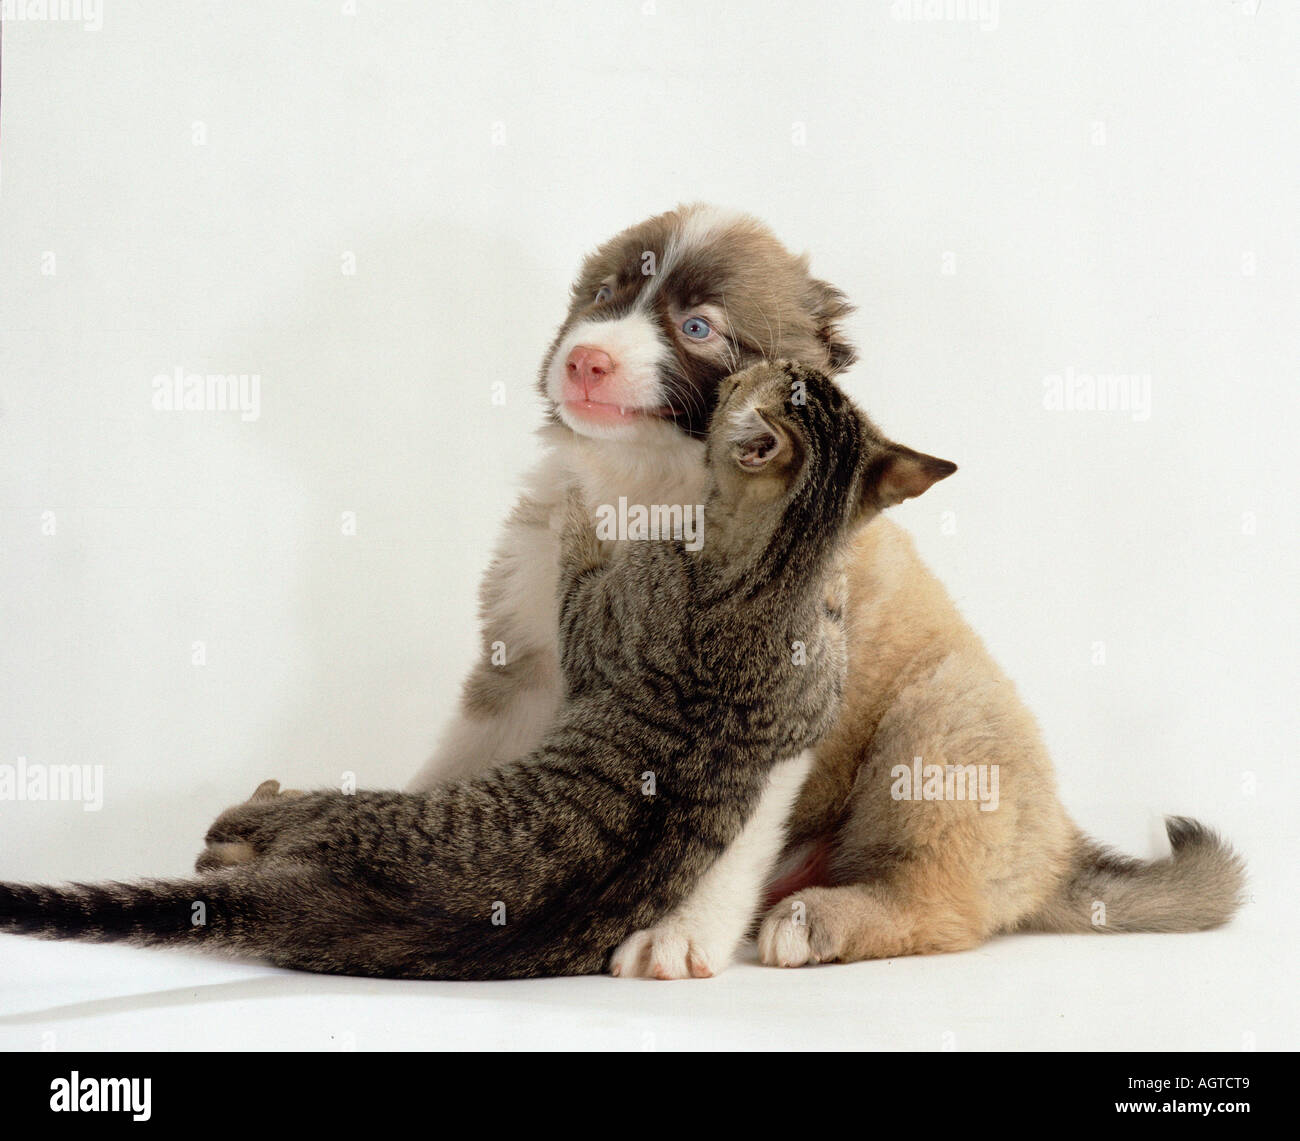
[563,399,678,426]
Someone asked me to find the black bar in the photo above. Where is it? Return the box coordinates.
[0,1051,1285,1127]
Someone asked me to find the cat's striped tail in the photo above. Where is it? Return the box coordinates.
[0,873,263,950]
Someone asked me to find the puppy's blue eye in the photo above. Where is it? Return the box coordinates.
[594,286,614,303]
[681,316,712,339]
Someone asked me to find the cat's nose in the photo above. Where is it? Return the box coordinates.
[566,346,616,396]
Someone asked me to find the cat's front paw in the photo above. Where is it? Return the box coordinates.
[609,923,722,980]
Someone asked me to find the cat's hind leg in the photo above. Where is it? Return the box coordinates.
[195,780,306,872]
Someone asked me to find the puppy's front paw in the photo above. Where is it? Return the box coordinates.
[758,892,838,968]
[609,923,722,980]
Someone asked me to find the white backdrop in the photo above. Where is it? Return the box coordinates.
[1,2,1296,1050]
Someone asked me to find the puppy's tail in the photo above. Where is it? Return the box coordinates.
[0,871,283,953]
[1018,817,1246,934]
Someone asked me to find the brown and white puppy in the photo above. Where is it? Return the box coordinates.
[539,204,854,443]
[410,203,1244,978]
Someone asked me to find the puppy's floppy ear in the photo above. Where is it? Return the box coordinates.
[862,444,957,512]
[728,406,795,472]
[807,277,857,373]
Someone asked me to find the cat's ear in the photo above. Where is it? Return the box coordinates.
[728,406,795,472]
[862,444,957,512]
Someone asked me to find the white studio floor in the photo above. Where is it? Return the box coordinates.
[1,917,1289,1053]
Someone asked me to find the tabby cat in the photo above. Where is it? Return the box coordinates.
[0,361,953,980]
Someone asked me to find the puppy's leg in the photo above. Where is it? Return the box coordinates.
[758,752,997,965]
[758,873,987,966]
[760,643,1070,965]
[408,491,565,790]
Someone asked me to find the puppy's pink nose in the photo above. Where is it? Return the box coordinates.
[566,346,615,395]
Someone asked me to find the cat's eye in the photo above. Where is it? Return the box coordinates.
[594,285,614,303]
[681,316,712,340]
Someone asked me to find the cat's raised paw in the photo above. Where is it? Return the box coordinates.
[609,925,718,980]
